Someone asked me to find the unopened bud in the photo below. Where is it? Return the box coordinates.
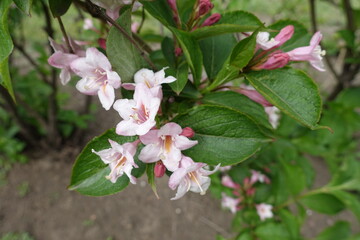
[201,13,221,27]
[237,88,273,107]
[197,0,214,17]
[167,0,177,12]
[274,25,294,47]
[246,188,256,196]
[98,38,106,50]
[181,127,195,138]
[256,52,290,70]
[175,47,183,57]
[154,161,166,178]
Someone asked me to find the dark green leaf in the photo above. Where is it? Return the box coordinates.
[107,8,147,82]
[191,24,263,39]
[245,68,322,129]
[202,91,273,129]
[200,34,237,81]
[205,59,239,92]
[316,221,351,240]
[230,30,258,69]
[49,0,72,17]
[161,37,176,68]
[335,87,360,109]
[278,209,301,239]
[69,129,139,196]
[279,158,306,195]
[140,0,176,27]
[173,105,271,166]
[255,223,291,240]
[219,10,263,26]
[168,62,189,94]
[331,191,360,222]
[170,28,203,87]
[301,193,345,214]
[13,0,33,15]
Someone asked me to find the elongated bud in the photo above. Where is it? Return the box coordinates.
[197,0,214,17]
[237,88,273,107]
[167,0,177,12]
[201,13,221,27]
[175,47,183,57]
[181,127,195,138]
[98,38,106,50]
[154,161,166,178]
[274,25,294,47]
[246,188,256,196]
[256,52,290,70]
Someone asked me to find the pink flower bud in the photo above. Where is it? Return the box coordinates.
[98,38,106,50]
[237,88,273,107]
[167,0,177,12]
[181,127,195,138]
[201,13,221,27]
[246,188,256,196]
[257,52,290,70]
[197,0,214,17]
[274,25,294,47]
[154,161,166,178]
[175,47,183,57]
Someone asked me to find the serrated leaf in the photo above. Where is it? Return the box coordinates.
[107,8,147,82]
[49,0,72,17]
[245,67,322,129]
[202,91,273,129]
[170,28,203,87]
[69,129,142,196]
[13,0,33,16]
[301,193,345,214]
[173,105,271,166]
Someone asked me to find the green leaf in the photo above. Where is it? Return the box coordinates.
[245,67,322,129]
[255,223,291,240]
[161,37,176,68]
[316,221,351,240]
[330,191,360,222]
[301,193,345,214]
[69,129,139,196]
[146,163,159,199]
[278,209,301,239]
[230,30,258,70]
[200,34,237,81]
[170,28,203,87]
[168,62,189,94]
[49,0,72,17]
[173,105,271,166]
[335,87,360,109]
[13,0,33,16]
[219,10,263,27]
[107,8,147,82]
[140,0,176,27]
[205,59,239,92]
[269,20,311,52]
[202,91,273,129]
[279,157,306,195]
[191,24,263,39]
[0,0,14,101]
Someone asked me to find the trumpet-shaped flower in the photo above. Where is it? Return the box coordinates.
[70,47,121,110]
[48,37,85,85]
[287,31,326,71]
[221,193,241,214]
[168,156,220,200]
[256,203,274,221]
[92,139,139,184]
[114,83,161,136]
[256,25,294,50]
[221,175,240,189]
[122,68,176,98]
[139,122,198,171]
[256,51,290,70]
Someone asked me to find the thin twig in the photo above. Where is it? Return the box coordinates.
[57,16,74,53]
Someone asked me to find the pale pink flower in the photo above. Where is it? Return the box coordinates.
[250,170,270,184]
[131,22,140,33]
[83,18,94,30]
[201,13,221,27]
[257,51,290,70]
[114,83,161,136]
[168,156,220,200]
[265,106,281,129]
[92,139,139,184]
[90,0,141,20]
[256,25,294,50]
[139,122,198,171]
[122,68,176,98]
[48,37,85,85]
[221,175,240,189]
[70,47,121,110]
[221,193,241,214]
[256,203,274,221]
[287,31,326,71]
[219,166,232,172]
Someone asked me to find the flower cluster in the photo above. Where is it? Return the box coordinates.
[251,25,326,71]
[221,170,273,221]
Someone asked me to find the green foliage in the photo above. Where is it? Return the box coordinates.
[48,0,72,17]
[316,221,351,240]
[13,0,33,16]
[230,30,258,70]
[0,232,35,240]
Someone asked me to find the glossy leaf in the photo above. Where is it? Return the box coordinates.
[230,30,258,69]
[316,221,351,240]
[173,105,271,166]
[168,62,189,94]
[219,10,263,26]
[107,8,147,82]
[49,0,72,17]
[140,0,176,27]
[0,0,15,101]
[13,0,33,15]
[301,193,345,215]
[202,91,273,129]
[170,28,203,86]
[69,129,143,196]
[245,67,322,129]
[205,59,239,92]
[161,37,176,68]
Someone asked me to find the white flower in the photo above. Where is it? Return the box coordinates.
[256,203,274,221]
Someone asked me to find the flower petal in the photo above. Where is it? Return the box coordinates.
[98,84,115,110]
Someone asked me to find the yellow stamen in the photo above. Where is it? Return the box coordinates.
[188,172,205,194]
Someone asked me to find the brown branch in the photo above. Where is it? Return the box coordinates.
[57,16,74,53]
